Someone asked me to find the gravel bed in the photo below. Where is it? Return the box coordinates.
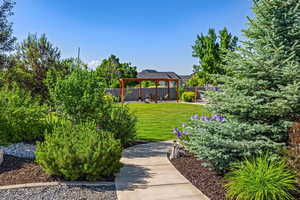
[0,143,35,159]
[0,184,117,200]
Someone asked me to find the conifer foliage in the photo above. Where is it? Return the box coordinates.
[209,0,300,140]
[187,0,300,171]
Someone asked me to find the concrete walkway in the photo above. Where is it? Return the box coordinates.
[115,141,209,200]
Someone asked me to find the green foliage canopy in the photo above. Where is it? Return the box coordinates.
[0,0,16,69]
[95,55,137,88]
[185,0,300,172]
[208,0,300,139]
[192,28,238,85]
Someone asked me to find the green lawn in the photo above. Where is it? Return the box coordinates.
[128,103,210,141]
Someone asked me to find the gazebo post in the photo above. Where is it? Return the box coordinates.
[138,80,142,101]
[167,81,170,100]
[176,80,179,102]
[119,79,123,103]
[155,80,158,103]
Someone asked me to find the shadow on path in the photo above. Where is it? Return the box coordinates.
[122,141,172,159]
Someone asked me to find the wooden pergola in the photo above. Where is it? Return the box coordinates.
[119,78,180,103]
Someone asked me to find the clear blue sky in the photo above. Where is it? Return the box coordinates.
[11,0,253,74]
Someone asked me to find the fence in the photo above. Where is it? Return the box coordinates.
[106,86,219,101]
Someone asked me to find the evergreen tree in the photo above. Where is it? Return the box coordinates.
[9,34,62,100]
[185,0,300,171]
[209,0,300,141]
[0,0,16,69]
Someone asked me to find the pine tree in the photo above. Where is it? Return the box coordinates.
[208,0,300,141]
[11,33,61,100]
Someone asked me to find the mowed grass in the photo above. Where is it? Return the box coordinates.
[128,103,210,141]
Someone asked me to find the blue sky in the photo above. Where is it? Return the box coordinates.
[11,0,253,74]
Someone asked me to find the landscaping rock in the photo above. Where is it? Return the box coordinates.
[169,141,186,160]
[0,149,3,166]
[0,143,36,159]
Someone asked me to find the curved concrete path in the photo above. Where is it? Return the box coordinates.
[115,141,209,200]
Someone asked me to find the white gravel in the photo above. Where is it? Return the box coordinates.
[0,143,36,159]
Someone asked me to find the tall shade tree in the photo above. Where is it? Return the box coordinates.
[0,0,16,69]
[11,34,62,100]
[208,0,300,141]
[95,55,137,88]
[192,28,238,85]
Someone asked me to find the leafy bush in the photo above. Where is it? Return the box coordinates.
[225,155,297,200]
[36,121,122,181]
[103,104,137,146]
[0,86,48,145]
[184,117,281,172]
[181,91,196,102]
[50,68,137,146]
[50,68,109,123]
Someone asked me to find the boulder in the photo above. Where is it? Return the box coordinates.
[0,149,3,166]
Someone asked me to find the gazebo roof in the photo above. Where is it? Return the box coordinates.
[120,78,179,82]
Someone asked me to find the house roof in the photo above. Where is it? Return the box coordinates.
[178,75,192,80]
[138,70,181,79]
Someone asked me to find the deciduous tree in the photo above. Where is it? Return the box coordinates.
[192,28,238,85]
[0,0,16,69]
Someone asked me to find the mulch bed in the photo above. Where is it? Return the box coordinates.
[0,141,149,187]
[0,155,62,186]
[169,153,226,200]
[0,155,115,186]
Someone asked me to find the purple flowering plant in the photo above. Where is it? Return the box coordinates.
[174,114,227,141]
[173,122,190,142]
[192,114,227,122]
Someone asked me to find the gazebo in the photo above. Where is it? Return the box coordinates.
[119,78,180,103]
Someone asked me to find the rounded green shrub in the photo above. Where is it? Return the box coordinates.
[225,154,298,200]
[0,86,48,145]
[181,91,196,102]
[103,104,137,146]
[35,121,122,181]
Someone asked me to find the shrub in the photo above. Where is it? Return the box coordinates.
[50,68,109,123]
[103,104,137,146]
[181,91,196,102]
[0,86,48,145]
[184,117,281,172]
[35,121,122,181]
[50,68,137,147]
[225,155,297,200]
